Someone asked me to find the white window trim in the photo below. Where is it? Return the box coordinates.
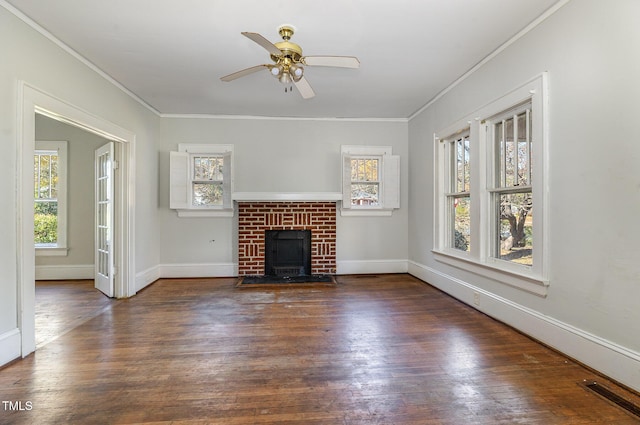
[341,145,400,216]
[35,140,68,256]
[170,143,234,218]
[433,73,549,296]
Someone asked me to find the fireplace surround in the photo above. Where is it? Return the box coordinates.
[237,201,337,276]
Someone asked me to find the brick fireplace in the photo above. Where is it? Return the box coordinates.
[237,201,337,276]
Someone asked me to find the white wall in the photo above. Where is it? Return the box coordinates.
[0,4,160,364]
[158,117,408,274]
[35,114,109,278]
[408,0,640,391]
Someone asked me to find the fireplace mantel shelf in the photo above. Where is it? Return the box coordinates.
[232,192,342,202]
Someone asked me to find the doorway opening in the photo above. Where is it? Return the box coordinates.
[18,81,136,358]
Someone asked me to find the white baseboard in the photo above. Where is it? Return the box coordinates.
[160,263,237,278]
[35,264,93,280]
[408,260,640,393]
[135,265,161,292]
[0,328,21,366]
[337,259,408,275]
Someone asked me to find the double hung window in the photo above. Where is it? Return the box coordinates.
[434,74,548,295]
[341,145,400,216]
[489,105,533,265]
[34,141,68,255]
[170,144,233,217]
[443,132,471,252]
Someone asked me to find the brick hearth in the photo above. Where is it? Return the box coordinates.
[237,202,337,276]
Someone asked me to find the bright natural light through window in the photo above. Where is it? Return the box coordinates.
[433,74,548,296]
[170,144,233,217]
[34,141,68,255]
[341,145,400,216]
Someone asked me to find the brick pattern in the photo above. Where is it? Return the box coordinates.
[238,202,337,276]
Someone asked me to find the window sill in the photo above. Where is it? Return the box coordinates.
[340,208,393,217]
[36,246,69,257]
[432,249,548,297]
[176,209,234,218]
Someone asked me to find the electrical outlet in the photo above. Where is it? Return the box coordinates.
[473,292,480,307]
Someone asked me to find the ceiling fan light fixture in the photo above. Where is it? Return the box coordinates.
[290,64,304,81]
[222,25,358,100]
[270,65,282,76]
[279,72,291,85]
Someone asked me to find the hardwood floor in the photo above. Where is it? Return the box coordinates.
[35,280,116,348]
[1,275,639,424]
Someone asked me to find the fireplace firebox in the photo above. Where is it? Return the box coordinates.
[264,230,311,276]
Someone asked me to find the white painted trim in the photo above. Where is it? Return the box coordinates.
[162,113,408,123]
[35,265,94,280]
[433,251,547,297]
[17,81,136,362]
[337,259,408,275]
[160,263,237,278]
[0,1,159,116]
[0,329,21,366]
[340,209,392,217]
[408,260,640,393]
[176,209,234,218]
[35,247,69,257]
[408,0,571,120]
[233,192,342,202]
[136,265,161,292]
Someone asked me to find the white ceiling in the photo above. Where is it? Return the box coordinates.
[6,0,561,119]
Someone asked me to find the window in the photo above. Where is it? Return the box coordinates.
[34,141,68,256]
[341,145,400,216]
[434,74,548,296]
[443,131,471,253]
[489,105,533,265]
[170,144,233,217]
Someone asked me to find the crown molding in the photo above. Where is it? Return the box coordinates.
[408,0,572,121]
[1,0,161,117]
[160,113,408,123]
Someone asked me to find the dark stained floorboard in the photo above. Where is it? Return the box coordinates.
[1,275,639,424]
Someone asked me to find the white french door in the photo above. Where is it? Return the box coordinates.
[95,142,115,297]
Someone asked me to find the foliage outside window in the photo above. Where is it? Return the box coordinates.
[350,157,380,206]
[443,133,471,252]
[491,107,533,265]
[192,156,224,206]
[433,74,548,295]
[34,141,67,255]
[169,144,233,217]
[35,150,59,244]
[341,145,400,216]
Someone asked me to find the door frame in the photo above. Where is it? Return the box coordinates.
[17,81,136,357]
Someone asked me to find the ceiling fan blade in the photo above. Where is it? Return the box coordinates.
[302,56,360,68]
[220,64,269,82]
[241,32,282,57]
[294,76,315,99]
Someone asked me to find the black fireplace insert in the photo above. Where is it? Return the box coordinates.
[264,230,311,276]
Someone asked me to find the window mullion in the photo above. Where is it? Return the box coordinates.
[513,114,519,187]
[526,108,531,184]
[48,154,53,199]
[36,155,41,198]
[501,120,506,188]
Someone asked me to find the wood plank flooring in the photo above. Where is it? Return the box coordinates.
[35,280,116,348]
[1,274,639,424]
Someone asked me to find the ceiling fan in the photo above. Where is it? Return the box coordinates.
[220,25,360,99]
